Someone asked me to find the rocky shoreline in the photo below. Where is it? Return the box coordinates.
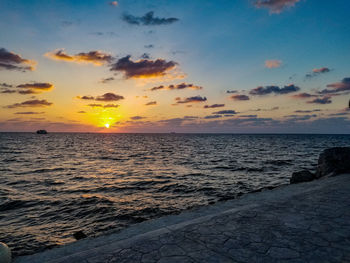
[3,147,350,263]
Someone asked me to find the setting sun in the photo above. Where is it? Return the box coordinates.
[105,123,110,128]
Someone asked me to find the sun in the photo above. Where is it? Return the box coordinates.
[105,123,110,128]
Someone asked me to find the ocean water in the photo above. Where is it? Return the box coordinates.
[0,133,349,256]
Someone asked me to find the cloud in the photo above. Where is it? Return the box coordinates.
[295,109,321,113]
[109,1,118,6]
[254,0,300,14]
[204,115,222,119]
[145,101,157,106]
[77,93,124,102]
[1,89,16,94]
[87,103,119,108]
[318,77,350,95]
[251,106,279,112]
[130,116,146,120]
[45,49,113,66]
[14,111,44,114]
[0,83,13,88]
[213,110,237,115]
[292,92,318,99]
[250,84,300,95]
[204,104,225,109]
[1,82,53,95]
[231,94,250,101]
[110,55,177,79]
[144,44,154,49]
[77,111,86,113]
[150,83,202,91]
[306,67,331,79]
[307,96,332,104]
[239,115,258,118]
[284,114,318,121]
[5,99,53,108]
[0,48,36,72]
[176,96,207,104]
[265,60,282,68]
[122,11,179,26]
[140,53,150,59]
[100,77,114,84]
[226,90,237,94]
[103,104,120,108]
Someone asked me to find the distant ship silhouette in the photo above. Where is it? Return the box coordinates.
[36,130,48,134]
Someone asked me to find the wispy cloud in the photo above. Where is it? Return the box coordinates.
[5,99,53,108]
[230,94,250,101]
[254,0,300,14]
[77,92,124,102]
[307,96,332,104]
[265,59,282,68]
[204,104,225,109]
[0,48,36,72]
[109,1,118,7]
[145,101,157,106]
[318,77,350,95]
[306,67,331,79]
[122,11,179,26]
[45,49,113,66]
[175,96,207,104]
[150,83,202,91]
[213,110,237,115]
[292,92,318,99]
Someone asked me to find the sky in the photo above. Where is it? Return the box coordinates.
[0,0,350,133]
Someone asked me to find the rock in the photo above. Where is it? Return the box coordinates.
[0,242,11,263]
[73,230,87,240]
[290,170,315,184]
[316,147,350,178]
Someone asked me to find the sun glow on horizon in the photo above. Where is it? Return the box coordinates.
[105,123,110,128]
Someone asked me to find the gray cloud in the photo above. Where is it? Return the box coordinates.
[77,93,124,102]
[292,92,318,99]
[176,96,207,104]
[122,11,179,26]
[110,55,177,78]
[318,77,350,95]
[204,104,225,109]
[307,96,332,104]
[231,94,250,101]
[14,111,45,114]
[145,101,157,106]
[0,48,36,72]
[5,99,53,108]
[213,110,237,115]
[150,83,202,91]
[250,84,300,95]
[130,116,147,120]
[204,115,222,119]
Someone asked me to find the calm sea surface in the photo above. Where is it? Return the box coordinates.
[0,133,349,256]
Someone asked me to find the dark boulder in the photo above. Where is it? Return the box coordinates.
[316,147,350,178]
[290,170,315,184]
[73,231,87,240]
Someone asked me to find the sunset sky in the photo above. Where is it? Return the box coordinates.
[1,0,349,133]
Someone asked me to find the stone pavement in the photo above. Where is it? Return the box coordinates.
[15,174,350,263]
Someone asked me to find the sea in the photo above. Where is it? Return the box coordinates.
[0,133,349,257]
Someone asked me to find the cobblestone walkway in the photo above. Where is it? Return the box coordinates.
[15,174,350,263]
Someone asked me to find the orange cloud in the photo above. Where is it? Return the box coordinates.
[45,49,113,66]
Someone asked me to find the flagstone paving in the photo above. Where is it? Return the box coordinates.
[15,174,350,263]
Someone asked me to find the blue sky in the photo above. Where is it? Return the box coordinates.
[0,0,350,133]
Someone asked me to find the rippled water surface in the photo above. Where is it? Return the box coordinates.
[1,133,349,256]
